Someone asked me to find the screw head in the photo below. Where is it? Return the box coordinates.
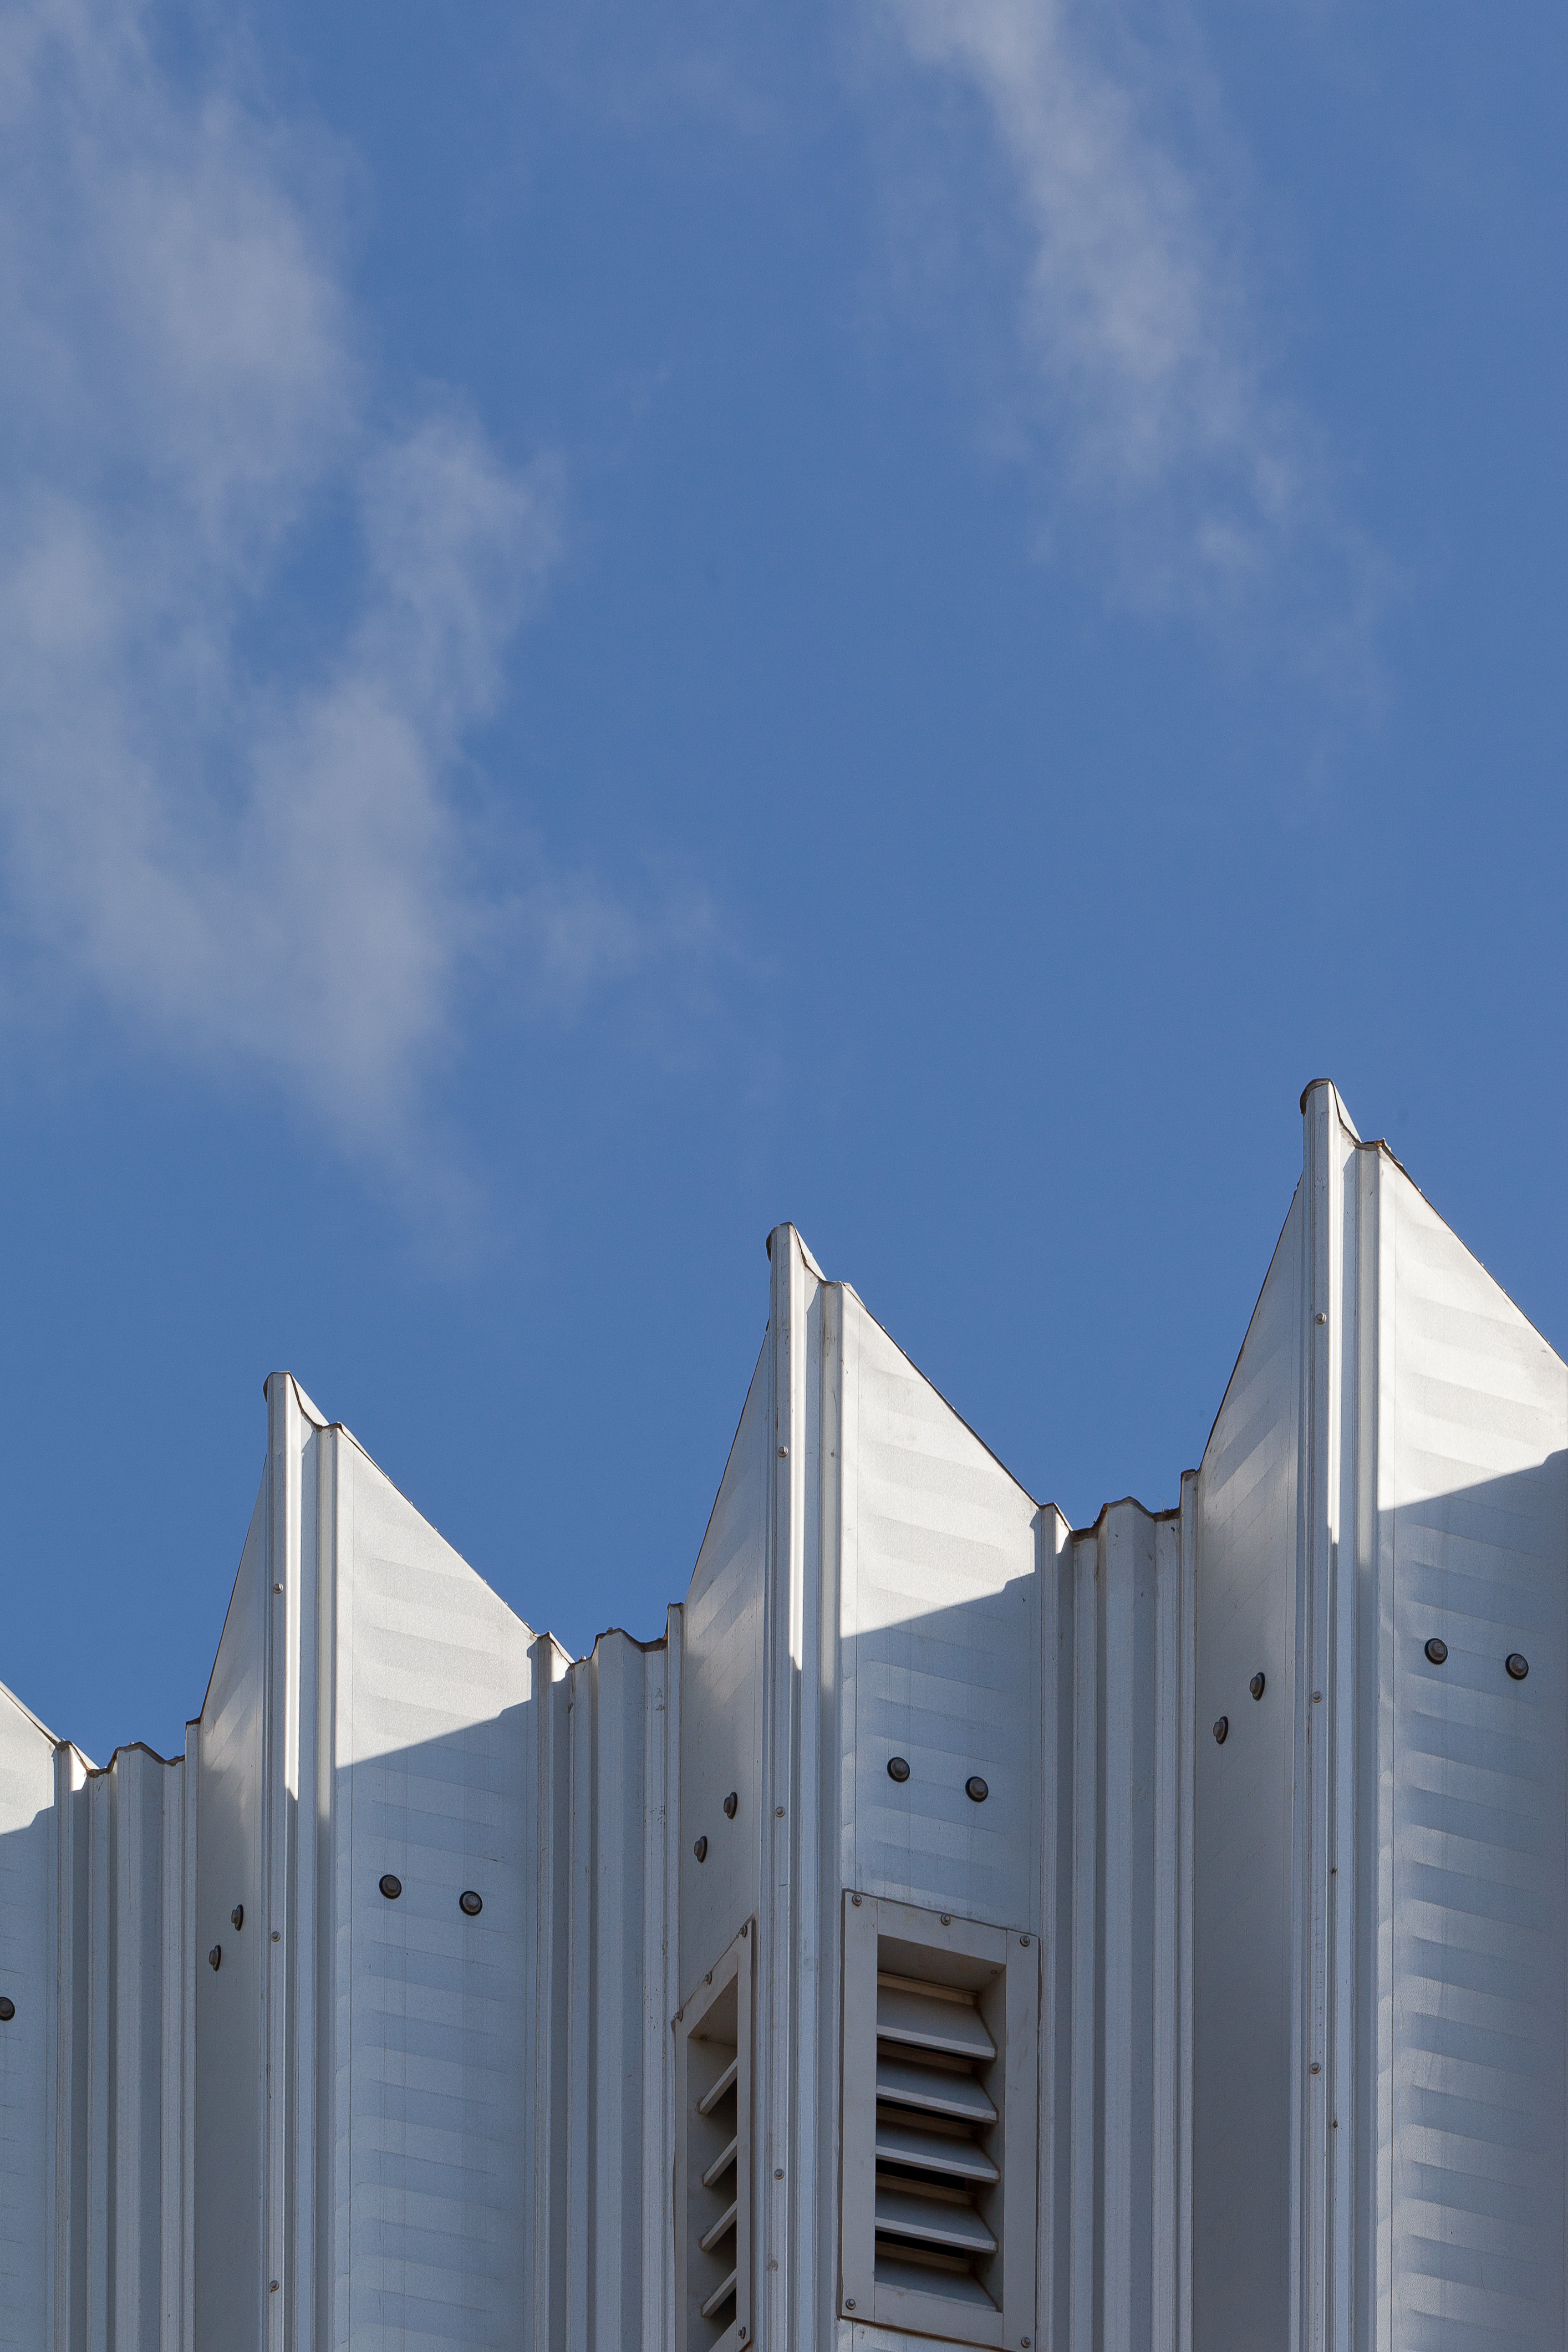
[845,2298,856,2311]
[1425,1637,1449,1666]
[887,1755,910,1783]
[723,1791,739,1819]
[1213,1716,1229,1745]
[1506,1652,1530,1681]
[1250,1672,1266,1702]
[231,1903,244,1930]
[965,1775,990,1804]
[0,1997,14,2021]
[1020,1933,1031,1946]
[379,1874,403,1900]
[459,1890,483,1916]
[1310,2062,1321,2075]
[693,1836,708,1863]
[851,1893,862,1906]
[208,1945,222,1971]
[775,2167,784,2178]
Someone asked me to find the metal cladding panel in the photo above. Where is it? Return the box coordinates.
[194,1473,271,2352]
[0,1684,55,2350]
[560,1630,673,2351]
[1046,1502,1191,2352]
[1192,1186,1302,2352]
[334,1434,534,2351]
[840,1292,1040,1930]
[680,1344,766,1998]
[1384,1167,1568,2346]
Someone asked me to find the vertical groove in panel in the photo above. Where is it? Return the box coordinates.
[813,1294,847,2352]
[564,1657,593,2352]
[639,1642,670,2352]
[1151,1514,1182,2352]
[661,1608,683,2352]
[160,1759,185,2352]
[85,1773,109,2352]
[1177,1476,1198,2352]
[1067,1529,1098,2352]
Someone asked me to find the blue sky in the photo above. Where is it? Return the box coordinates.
[2,0,1564,1765]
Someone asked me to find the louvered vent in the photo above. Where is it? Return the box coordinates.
[841,1895,1038,2350]
[873,1970,1002,2308]
[675,1924,753,2352]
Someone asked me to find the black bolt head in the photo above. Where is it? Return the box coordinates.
[379,1874,403,1901]
[1506,1653,1530,1681]
[887,1755,910,1783]
[1213,1716,1229,1745]
[1250,1673,1266,1702]
[231,1904,244,1931]
[0,1997,14,2021]
[459,1890,483,1916]
[208,1946,222,1971]
[723,1790,739,1819]
[693,1835,708,1862]
[1424,1638,1449,1666]
[965,1775,989,1803]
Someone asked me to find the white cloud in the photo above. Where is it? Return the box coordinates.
[874,0,1370,627]
[0,0,682,1173]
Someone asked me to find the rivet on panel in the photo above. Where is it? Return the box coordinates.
[0,1997,15,2021]
[845,2300,856,2311]
[851,1895,862,1906]
[965,1775,989,1803]
[1315,1312,1327,1325]
[379,1874,403,1900]
[1020,1934,1031,1946]
[723,1791,739,1819]
[1310,2063,1321,2075]
[1249,1673,1266,1702]
[1312,1691,1322,1703]
[274,1584,284,1595]
[1213,1717,1229,1745]
[1506,1653,1530,1681]
[208,1946,221,1971]
[693,1836,708,1863]
[774,2168,784,2179]
[1424,1638,1448,1666]
[940,1913,951,1926]
[231,1904,244,1930]
[887,1756,910,1784]
[775,1806,785,1818]
[459,1890,483,1916]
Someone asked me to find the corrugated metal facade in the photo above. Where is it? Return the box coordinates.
[2,1080,1564,2351]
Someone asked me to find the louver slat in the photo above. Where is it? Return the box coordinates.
[700,2135,738,2190]
[696,2055,739,2116]
[877,1984,995,2063]
[699,2270,738,2322]
[875,2119,1000,2183]
[874,2182,999,2256]
[699,2200,738,2255]
[874,2054,997,2126]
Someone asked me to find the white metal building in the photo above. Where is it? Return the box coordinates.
[1,1078,1563,2351]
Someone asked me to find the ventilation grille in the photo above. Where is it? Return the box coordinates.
[676,1925,752,2352]
[873,1969,1001,2312]
[839,1894,1037,2350]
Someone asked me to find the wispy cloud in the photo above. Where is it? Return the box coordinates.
[0,0,696,1179]
[872,0,1379,640]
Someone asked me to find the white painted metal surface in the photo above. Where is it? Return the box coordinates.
[1,1082,1564,2352]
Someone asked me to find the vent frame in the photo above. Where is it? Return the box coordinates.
[675,1922,754,2352]
[839,1893,1038,2350]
